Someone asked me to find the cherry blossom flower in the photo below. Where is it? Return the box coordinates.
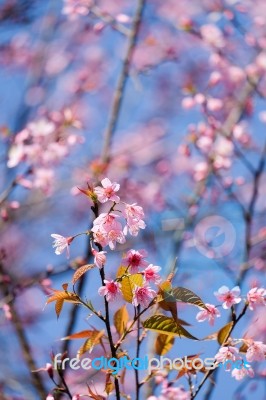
[91,213,125,250]
[28,118,55,137]
[196,303,221,326]
[148,383,191,400]
[98,280,121,302]
[91,225,109,248]
[123,203,146,236]
[200,24,225,48]
[132,284,156,308]
[193,161,209,181]
[214,286,242,309]
[33,363,53,379]
[106,229,126,250]
[161,386,191,400]
[46,395,55,400]
[122,249,148,272]
[246,340,266,362]
[62,0,92,19]
[94,178,120,203]
[2,304,12,320]
[215,346,241,368]
[247,287,266,310]
[51,234,74,258]
[92,249,107,269]
[231,365,254,380]
[143,264,162,284]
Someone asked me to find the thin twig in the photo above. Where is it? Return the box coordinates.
[101,0,146,163]
[0,263,47,399]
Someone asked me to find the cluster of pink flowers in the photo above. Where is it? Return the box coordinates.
[8,109,82,194]
[231,366,255,381]
[91,178,146,249]
[215,346,254,380]
[212,285,266,311]
[215,346,241,367]
[92,212,126,250]
[147,382,191,400]
[215,340,266,381]
[98,253,161,308]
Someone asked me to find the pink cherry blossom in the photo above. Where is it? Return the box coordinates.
[181,97,195,109]
[143,264,162,284]
[231,365,254,380]
[214,286,242,309]
[91,213,125,250]
[91,225,109,248]
[246,340,266,362]
[215,346,240,364]
[98,280,121,302]
[92,249,107,269]
[62,0,92,19]
[159,382,191,400]
[51,234,74,258]
[147,384,191,400]
[206,97,223,112]
[132,284,156,308]
[28,118,55,137]
[123,203,146,236]
[94,178,120,203]
[196,303,221,326]
[2,304,12,320]
[122,249,148,272]
[106,228,126,250]
[247,287,266,310]
[193,161,209,181]
[200,24,225,48]
[46,395,55,400]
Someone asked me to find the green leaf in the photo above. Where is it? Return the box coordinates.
[162,287,208,310]
[143,315,198,340]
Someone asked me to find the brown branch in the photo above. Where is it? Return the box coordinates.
[90,5,131,37]
[0,263,47,399]
[101,0,146,163]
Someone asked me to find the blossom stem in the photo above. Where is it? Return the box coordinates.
[135,305,141,400]
[115,299,155,351]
